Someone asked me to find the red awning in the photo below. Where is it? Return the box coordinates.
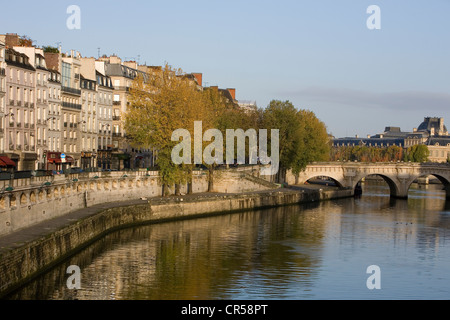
[0,156,16,167]
[48,158,62,164]
[65,156,74,163]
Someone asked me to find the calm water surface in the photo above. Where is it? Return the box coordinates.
[6,183,450,300]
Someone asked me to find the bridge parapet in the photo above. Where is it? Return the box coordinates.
[288,162,450,200]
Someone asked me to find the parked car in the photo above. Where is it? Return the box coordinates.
[69,167,84,174]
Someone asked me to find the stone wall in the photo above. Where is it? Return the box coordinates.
[0,168,277,237]
[0,187,352,297]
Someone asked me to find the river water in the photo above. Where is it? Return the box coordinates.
[5,182,450,300]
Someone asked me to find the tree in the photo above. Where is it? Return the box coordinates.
[262,100,303,182]
[405,144,430,163]
[292,109,330,174]
[124,64,209,195]
[261,100,330,182]
[43,46,60,53]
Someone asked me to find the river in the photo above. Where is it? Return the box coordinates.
[5,182,450,300]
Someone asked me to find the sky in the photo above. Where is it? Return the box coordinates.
[1,0,449,138]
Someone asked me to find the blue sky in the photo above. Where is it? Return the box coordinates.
[1,0,449,138]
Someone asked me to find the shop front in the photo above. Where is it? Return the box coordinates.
[46,152,75,172]
[81,152,96,170]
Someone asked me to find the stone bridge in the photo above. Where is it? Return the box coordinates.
[286,162,450,199]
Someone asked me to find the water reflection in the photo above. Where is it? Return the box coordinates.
[5,183,450,300]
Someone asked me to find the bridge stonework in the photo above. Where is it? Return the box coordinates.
[286,162,450,199]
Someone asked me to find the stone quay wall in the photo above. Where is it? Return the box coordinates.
[0,187,352,297]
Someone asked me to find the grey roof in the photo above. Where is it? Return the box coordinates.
[418,117,448,133]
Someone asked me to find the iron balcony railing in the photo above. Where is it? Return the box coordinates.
[61,86,81,96]
[62,102,82,110]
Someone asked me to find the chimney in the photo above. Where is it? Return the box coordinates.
[192,73,203,86]
[44,52,61,71]
[227,88,236,100]
[431,127,435,136]
[4,33,19,48]
[439,117,444,133]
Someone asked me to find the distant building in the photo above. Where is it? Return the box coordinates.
[238,100,257,113]
[333,117,450,163]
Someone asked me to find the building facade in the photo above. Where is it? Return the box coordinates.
[4,48,37,170]
[333,117,450,163]
[101,56,150,170]
[60,51,82,167]
[0,40,5,154]
[95,61,113,170]
[14,47,51,170]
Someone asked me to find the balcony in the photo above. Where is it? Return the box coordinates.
[113,116,121,121]
[62,102,82,110]
[16,144,22,151]
[9,122,14,127]
[9,100,14,106]
[24,102,29,107]
[24,123,29,128]
[113,101,121,106]
[37,139,41,145]
[24,145,29,151]
[0,68,5,76]
[112,132,122,137]
[114,86,130,92]
[61,86,81,96]
[16,122,21,128]
[9,144,14,150]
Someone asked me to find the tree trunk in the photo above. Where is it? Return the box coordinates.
[208,167,214,192]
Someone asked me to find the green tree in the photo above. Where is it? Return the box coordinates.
[262,100,304,182]
[262,100,330,182]
[43,46,60,53]
[405,144,430,162]
[292,109,330,174]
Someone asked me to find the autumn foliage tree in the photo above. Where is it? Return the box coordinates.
[124,64,211,195]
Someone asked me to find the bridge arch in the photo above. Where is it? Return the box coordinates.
[406,173,450,198]
[305,175,345,188]
[352,174,401,198]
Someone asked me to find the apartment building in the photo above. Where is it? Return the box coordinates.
[4,48,37,170]
[14,46,51,169]
[0,40,5,153]
[60,51,82,167]
[47,69,62,155]
[94,60,113,170]
[100,56,150,170]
